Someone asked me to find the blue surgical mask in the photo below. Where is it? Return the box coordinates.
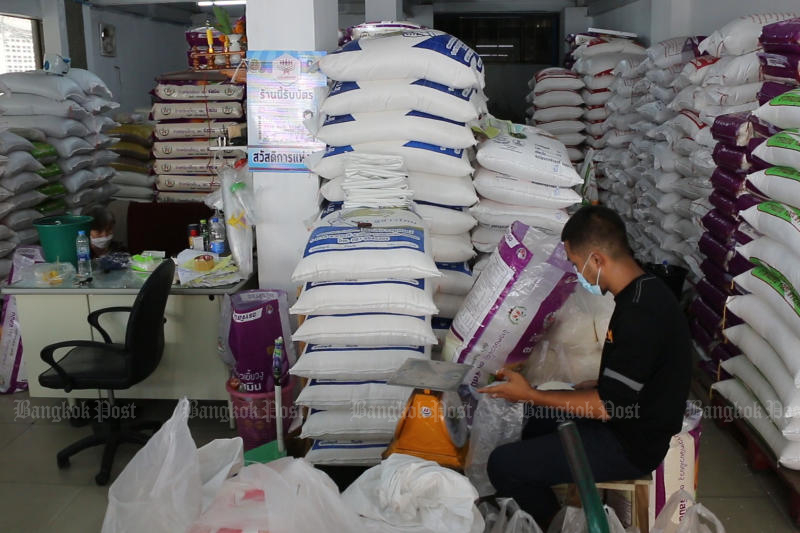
[577,254,602,296]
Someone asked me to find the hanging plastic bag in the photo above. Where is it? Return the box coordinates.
[488,498,544,533]
[220,159,255,279]
[465,395,525,497]
[546,505,629,533]
[651,490,725,533]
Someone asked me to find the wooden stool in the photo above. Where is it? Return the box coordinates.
[553,475,653,533]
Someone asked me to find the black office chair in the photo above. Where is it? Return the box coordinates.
[38,260,176,485]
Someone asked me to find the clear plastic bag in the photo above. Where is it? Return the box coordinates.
[651,490,725,533]
[219,160,254,279]
[487,499,544,533]
[465,395,525,497]
[546,505,631,533]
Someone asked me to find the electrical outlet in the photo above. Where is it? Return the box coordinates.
[99,23,116,57]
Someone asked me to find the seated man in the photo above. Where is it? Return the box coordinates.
[481,205,691,526]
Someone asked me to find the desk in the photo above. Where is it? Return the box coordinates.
[3,269,255,401]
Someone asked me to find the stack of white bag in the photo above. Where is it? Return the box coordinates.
[525,67,586,162]
[0,69,120,254]
[290,159,441,466]
[469,123,582,263]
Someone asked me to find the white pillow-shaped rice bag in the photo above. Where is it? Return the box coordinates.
[699,13,799,57]
[0,131,33,155]
[555,132,586,147]
[0,116,88,139]
[296,380,412,410]
[318,30,484,89]
[647,36,695,68]
[702,52,762,87]
[0,171,46,194]
[727,294,800,386]
[62,169,102,194]
[752,132,800,170]
[290,278,438,316]
[741,202,800,259]
[573,39,626,59]
[307,142,473,179]
[305,441,387,467]
[153,83,244,102]
[0,187,12,203]
[152,158,234,176]
[533,90,584,109]
[66,68,112,99]
[583,74,615,91]
[0,94,90,120]
[82,114,118,135]
[430,232,476,262]
[76,95,119,114]
[746,168,800,211]
[300,410,399,441]
[724,323,800,419]
[152,141,216,159]
[567,148,584,163]
[753,88,800,129]
[2,208,41,231]
[155,175,219,192]
[532,106,585,122]
[471,224,505,254]
[46,137,93,159]
[696,82,761,108]
[92,150,119,167]
[581,89,612,107]
[112,171,156,188]
[721,355,788,430]
[293,314,437,347]
[574,53,643,77]
[533,75,585,94]
[434,292,465,319]
[470,200,569,233]
[151,101,242,121]
[735,264,800,340]
[675,56,721,87]
[290,344,428,381]
[1,151,43,178]
[535,120,585,135]
[434,262,474,295]
[737,237,800,296]
[0,71,83,101]
[292,225,440,283]
[153,121,239,140]
[583,106,610,122]
[476,129,581,187]
[321,172,477,207]
[414,202,476,235]
[473,167,581,209]
[320,79,483,122]
[309,110,475,149]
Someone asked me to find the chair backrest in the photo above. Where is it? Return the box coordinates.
[125,260,176,382]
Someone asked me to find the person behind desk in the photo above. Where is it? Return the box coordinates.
[84,205,122,258]
[481,205,691,527]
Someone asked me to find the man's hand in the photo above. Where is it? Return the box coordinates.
[477,369,535,403]
[574,379,598,390]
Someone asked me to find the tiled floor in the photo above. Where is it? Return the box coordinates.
[0,391,798,532]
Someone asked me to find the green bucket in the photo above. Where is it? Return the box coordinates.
[33,215,93,266]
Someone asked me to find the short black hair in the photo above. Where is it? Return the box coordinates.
[84,205,115,232]
[560,205,631,258]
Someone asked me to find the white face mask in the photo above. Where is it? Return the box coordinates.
[91,234,113,249]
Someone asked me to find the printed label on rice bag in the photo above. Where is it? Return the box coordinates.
[403,141,464,159]
[766,132,800,153]
[303,226,425,257]
[410,32,484,73]
[304,344,426,354]
[405,110,465,126]
[751,265,800,317]
[435,262,472,275]
[411,79,476,101]
[328,81,360,96]
[757,200,800,227]
[769,90,800,107]
[766,166,800,183]
[305,279,426,291]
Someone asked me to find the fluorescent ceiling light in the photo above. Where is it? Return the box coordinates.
[198,0,246,6]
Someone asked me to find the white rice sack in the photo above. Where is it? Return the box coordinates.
[574,53,644,77]
[46,137,93,159]
[0,116,88,139]
[86,134,116,151]
[156,191,205,204]
[155,174,219,192]
[113,185,155,199]
[151,101,243,121]
[554,132,586,147]
[699,13,799,57]
[414,202,476,235]
[746,168,800,211]
[712,378,800,470]
[6,189,45,210]
[753,88,800,129]
[532,106,585,122]
[585,121,610,137]
[583,74,615,91]
[752,132,800,169]
[434,292,465,319]
[320,79,484,122]
[318,30,484,89]
[0,187,12,203]
[476,128,581,187]
[82,115,118,135]
[533,74,585,94]
[581,89,613,107]
[2,208,41,231]
[735,264,800,340]
[471,224,505,254]
[153,121,239,140]
[111,171,156,188]
[702,52,762,87]
[152,158,235,176]
[584,106,610,122]
[648,36,694,68]
[741,202,800,259]
[675,56,721,87]
[473,167,581,209]
[305,441,387,467]
[290,344,428,381]
[430,232,476,262]
[567,148,584,163]
[307,142,473,178]
[152,141,217,159]
[0,93,90,120]
[293,314,437,346]
[300,410,398,441]
[434,262,474,295]
[0,131,33,155]
[291,278,437,316]
[62,169,103,193]
[535,120,585,135]
[443,222,575,386]
[1,151,43,178]
[309,110,475,149]
[0,71,83,101]
[65,68,112,99]
[471,200,569,234]
[65,187,99,208]
[296,380,412,410]
[696,82,761,108]
[153,83,244,102]
[727,294,800,386]
[0,171,46,194]
[724,323,800,419]
[322,172,476,206]
[738,237,800,295]
[533,90,584,108]
[79,96,119,114]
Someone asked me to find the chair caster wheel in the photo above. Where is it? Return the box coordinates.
[95,471,110,486]
[57,456,70,469]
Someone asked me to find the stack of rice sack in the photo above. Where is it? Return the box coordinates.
[757,18,800,99]
[0,69,120,240]
[107,120,156,201]
[469,125,582,263]
[712,87,800,470]
[150,78,245,203]
[308,29,488,350]
[525,68,586,163]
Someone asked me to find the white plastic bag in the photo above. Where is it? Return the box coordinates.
[547,505,628,533]
[651,490,725,533]
[488,499,544,533]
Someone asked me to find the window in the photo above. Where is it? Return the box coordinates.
[435,12,560,65]
[0,14,42,75]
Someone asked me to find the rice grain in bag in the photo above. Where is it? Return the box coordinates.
[443,222,576,386]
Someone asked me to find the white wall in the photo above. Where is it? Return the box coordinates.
[590,0,653,44]
[82,6,188,112]
[0,0,42,19]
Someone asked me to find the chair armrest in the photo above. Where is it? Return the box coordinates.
[40,340,107,393]
[87,307,133,344]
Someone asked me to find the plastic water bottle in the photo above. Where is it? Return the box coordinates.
[209,214,227,255]
[76,230,91,280]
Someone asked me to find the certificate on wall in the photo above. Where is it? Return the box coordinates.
[246,50,327,171]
